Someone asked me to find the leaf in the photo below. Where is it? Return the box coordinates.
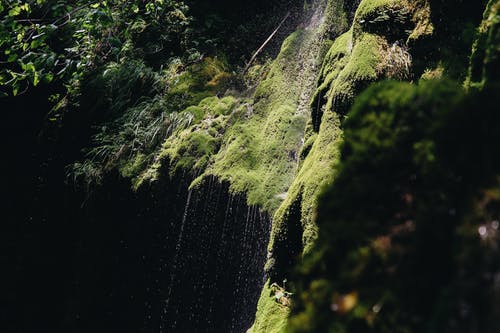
[33,71,40,86]
[9,6,21,16]
[12,82,20,96]
[7,53,18,62]
[43,72,54,83]
[30,38,44,49]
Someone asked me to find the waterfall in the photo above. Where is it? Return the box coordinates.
[144,174,271,332]
[147,2,330,332]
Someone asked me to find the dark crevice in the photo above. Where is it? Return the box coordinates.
[268,190,304,284]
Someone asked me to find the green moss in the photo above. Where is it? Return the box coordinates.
[119,153,148,179]
[205,28,320,212]
[170,132,217,172]
[248,281,290,333]
[198,96,237,116]
[287,79,500,332]
[183,105,205,122]
[165,57,233,111]
[467,0,500,90]
[355,0,403,19]
[333,32,384,95]
[353,0,410,37]
[311,28,388,124]
[271,111,343,256]
[181,96,237,123]
[150,102,239,177]
[141,28,324,201]
[311,30,351,111]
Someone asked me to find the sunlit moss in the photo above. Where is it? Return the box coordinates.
[248,281,289,333]
[165,56,233,111]
[140,95,240,182]
[206,29,316,212]
[354,0,404,20]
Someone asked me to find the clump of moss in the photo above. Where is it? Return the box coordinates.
[164,57,233,111]
[312,0,423,120]
[138,95,242,185]
[354,0,403,19]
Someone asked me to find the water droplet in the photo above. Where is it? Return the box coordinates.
[478,225,488,237]
[492,220,499,230]
[372,303,382,313]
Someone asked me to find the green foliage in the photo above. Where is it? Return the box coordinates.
[0,0,190,96]
[65,54,233,189]
[142,17,332,211]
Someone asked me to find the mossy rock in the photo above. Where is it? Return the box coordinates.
[353,0,412,41]
[467,0,500,90]
[248,281,289,333]
[265,0,427,316]
[182,96,237,123]
[149,97,241,178]
[311,0,428,123]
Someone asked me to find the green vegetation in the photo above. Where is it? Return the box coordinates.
[288,78,500,332]
[467,0,500,90]
[255,1,498,331]
[208,30,311,212]
[143,95,240,183]
[268,0,424,289]
[0,0,190,96]
[68,56,232,188]
[355,0,404,18]
[5,0,500,332]
[141,10,332,211]
[249,281,290,333]
[285,1,500,332]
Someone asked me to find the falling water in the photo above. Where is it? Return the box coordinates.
[161,186,192,330]
[146,1,330,331]
[145,174,271,332]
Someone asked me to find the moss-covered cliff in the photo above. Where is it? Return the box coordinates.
[283,1,500,332]
[5,0,500,332]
